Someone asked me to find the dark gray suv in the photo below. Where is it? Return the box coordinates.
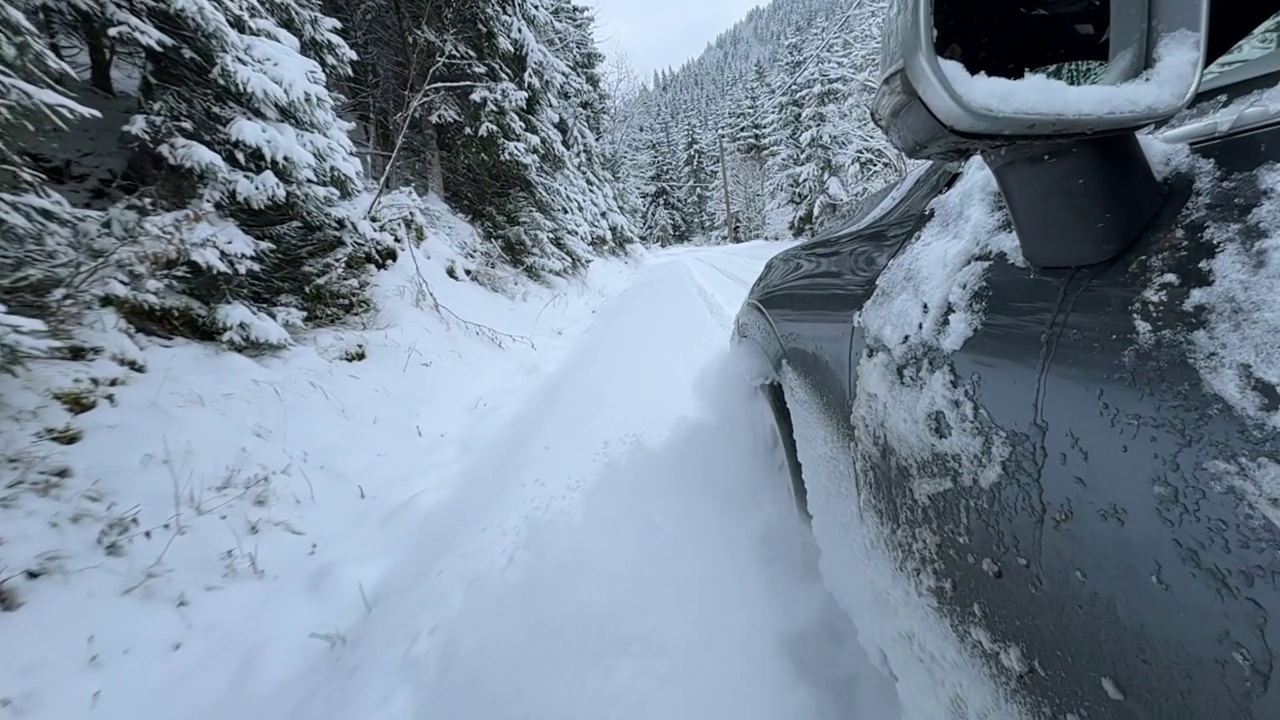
[734,2,1280,717]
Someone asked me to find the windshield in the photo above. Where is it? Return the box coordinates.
[1201,10,1280,87]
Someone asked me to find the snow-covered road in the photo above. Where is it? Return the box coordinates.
[207,242,900,720]
[3,239,922,720]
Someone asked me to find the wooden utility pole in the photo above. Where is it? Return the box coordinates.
[718,134,736,243]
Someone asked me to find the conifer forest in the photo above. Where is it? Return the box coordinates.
[1,0,902,361]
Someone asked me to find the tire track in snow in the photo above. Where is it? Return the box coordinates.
[415,354,899,720]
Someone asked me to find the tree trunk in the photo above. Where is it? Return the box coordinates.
[423,121,445,200]
[83,19,114,95]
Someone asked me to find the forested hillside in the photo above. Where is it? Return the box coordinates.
[1,0,634,363]
[606,0,912,246]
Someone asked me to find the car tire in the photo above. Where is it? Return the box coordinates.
[761,381,812,524]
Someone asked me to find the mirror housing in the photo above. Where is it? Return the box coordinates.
[872,0,1210,160]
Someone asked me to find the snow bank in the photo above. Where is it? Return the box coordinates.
[0,201,641,719]
[940,30,1201,117]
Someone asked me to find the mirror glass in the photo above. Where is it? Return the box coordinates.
[932,0,1136,86]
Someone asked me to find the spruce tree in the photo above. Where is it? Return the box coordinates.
[785,29,852,236]
[0,0,100,368]
[680,126,711,239]
[640,120,685,246]
[118,0,389,347]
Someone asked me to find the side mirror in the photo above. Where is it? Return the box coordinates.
[872,0,1210,159]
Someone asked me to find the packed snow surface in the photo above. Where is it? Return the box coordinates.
[2,234,951,720]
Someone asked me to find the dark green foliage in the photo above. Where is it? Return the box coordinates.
[0,0,100,369]
[6,0,636,354]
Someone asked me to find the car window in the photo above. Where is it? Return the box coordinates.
[1158,10,1280,144]
[1201,11,1280,87]
[819,162,937,241]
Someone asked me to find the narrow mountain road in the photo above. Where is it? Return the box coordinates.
[205,242,903,720]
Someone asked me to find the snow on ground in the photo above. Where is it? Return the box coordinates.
[200,238,901,720]
[1,231,907,720]
[0,216,637,717]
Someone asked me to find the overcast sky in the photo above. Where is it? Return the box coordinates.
[583,0,765,76]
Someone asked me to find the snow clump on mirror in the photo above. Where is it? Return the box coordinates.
[853,157,1021,503]
[939,30,1201,117]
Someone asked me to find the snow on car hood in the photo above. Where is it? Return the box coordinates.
[1131,139,1280,531]
[1186,163,1280,432]
[1161,76,1280,146]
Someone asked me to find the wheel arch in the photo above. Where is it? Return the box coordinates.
[762,378,811,522]
[733,301,810,521]
[731,299,786,381]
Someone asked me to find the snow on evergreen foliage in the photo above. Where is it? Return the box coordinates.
[610,0,912,245]
[440,0,636,278]
[0,0,635,358]
[0,0,641,649]
[318,0,636,281]
[4,0,903,362]
[0,0,101,370]
[110,0,393,348]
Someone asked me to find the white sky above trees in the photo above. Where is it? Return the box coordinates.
[584,0,764,75]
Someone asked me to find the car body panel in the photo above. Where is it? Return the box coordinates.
[735,79,1280,716]
[736,162,958,424]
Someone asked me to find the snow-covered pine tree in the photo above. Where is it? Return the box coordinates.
[639,113,685,246]
[608,0,906,244]
[783,24,854,236]
[390,0,635,279]
[0,0,100,369]
[115,0,392,348]
[763,31,809,232]
[29,0,165,95]
[723,61,773,242]
[680,125,712,239]
[523,0,636,257]
[728,62,770,161]
[437,0,583,276]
